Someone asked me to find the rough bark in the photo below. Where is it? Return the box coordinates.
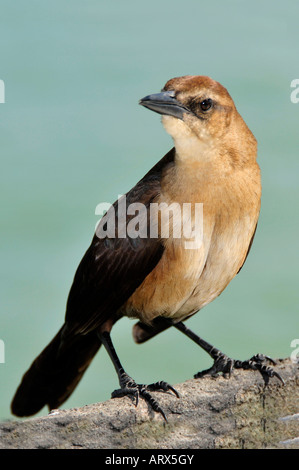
[1,358,298,449]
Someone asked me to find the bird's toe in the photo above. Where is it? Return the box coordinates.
[194,352,284,385]
[111,376,179,421]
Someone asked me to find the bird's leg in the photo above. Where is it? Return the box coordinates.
[98,330,179,421]
[173,321,284,385]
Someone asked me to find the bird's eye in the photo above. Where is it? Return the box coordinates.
[200,99,213,112]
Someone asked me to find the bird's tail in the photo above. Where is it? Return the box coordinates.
[11,326,102,417]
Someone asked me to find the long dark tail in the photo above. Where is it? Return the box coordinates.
[11,326,102,417]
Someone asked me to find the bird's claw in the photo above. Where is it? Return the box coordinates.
[194,352,284,385]
[234,353,285,385]
[194,351,234,379]
[111,374,179,422]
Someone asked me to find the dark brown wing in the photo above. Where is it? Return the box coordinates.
[64,148,175,336]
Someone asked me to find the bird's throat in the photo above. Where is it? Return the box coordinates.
[162,115,214,164]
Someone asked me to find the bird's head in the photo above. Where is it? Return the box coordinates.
[139,75,256,163]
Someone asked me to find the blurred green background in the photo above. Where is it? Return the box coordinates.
[1,0,298,421]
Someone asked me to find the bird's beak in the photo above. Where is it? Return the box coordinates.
[139,90,190,120]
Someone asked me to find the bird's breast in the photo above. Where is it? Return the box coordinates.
[122,160,261,324]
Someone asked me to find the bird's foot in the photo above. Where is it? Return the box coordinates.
[111,372,180,422]
[194,352,284,385]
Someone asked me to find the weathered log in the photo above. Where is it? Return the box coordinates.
[0,358,298,449]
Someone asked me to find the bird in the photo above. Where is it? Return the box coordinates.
[11,75,283,421]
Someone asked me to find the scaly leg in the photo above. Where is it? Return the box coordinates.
[99,330,179,421]
[173,321,284,385]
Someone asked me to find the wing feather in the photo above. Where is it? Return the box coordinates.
[64,149,175,336]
